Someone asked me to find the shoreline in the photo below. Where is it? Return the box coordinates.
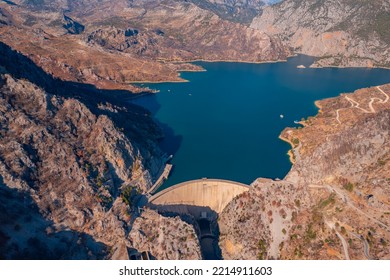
[309,64,390,70]
[129,79,190,84]
[294,52,390,70]
[175,57,290,65]
[278,99,322,165]
[128,53,390,85]
[278,134,296,165]
[158,55,293,65]
[128,56,293,86]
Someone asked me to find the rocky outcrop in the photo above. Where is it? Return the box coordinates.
[129,209,202,260]
[188,0,266,24]
[219,84,390,259]
[0,183,110,260]
[0,73,128,242]
[0,0,291,91]
[188,1,282,24]
[219,179,311,259]
[282,84,390,188]
[63,15,84,35]
[250,0,390,68]
[0,62,198,259]
[120,0,291,62]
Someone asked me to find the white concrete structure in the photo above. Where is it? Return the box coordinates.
[148,178,250,213]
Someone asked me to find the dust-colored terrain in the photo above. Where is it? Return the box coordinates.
[0,48,201,259]
[0,0,290,92]
[0,0,389,260]
[251,0,390,68]
[219,84,390,259]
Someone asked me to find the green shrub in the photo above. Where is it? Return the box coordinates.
[305,224,316,240]
[120,185,138,206]
[343,182,354,192]
[257,239,267,260]
[318,193,336,208]
[292,138,300,146]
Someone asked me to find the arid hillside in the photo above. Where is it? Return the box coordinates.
[0,0,291,91]
[251,0,390,67]
[219,84,390,259]
[0,48,201,259]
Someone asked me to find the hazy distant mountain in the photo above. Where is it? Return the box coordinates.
[188,0,281,24]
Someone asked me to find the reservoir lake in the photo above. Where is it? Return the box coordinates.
[130,55,390,191]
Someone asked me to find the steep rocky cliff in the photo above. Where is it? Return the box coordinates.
[129,209,202,260]
[0,0,291,91]
[1,0,389,261]
[0,59,201,259]
[251,0,390,68]
[219,84,390,259]
[188,0,266,24]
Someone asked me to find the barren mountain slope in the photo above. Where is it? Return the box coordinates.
[220,84,390,259]
[187,0,266,24]
[0,59,201,259]
[0,0,290,91]
[251,0,390,68]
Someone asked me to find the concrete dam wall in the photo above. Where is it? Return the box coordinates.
[148,178,250,214]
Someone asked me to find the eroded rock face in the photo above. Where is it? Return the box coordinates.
[0,74,156,193]
[129,209,202,260]
[219,85,390,260]
[250,0,390,68]
[0,184,110,260]
[0,70,194,259]
[187,0,266,24]
[63,15,85,35]
[0,0,291,91]
[219,179,311,259]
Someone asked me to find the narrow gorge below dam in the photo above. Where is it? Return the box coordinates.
[131,55,390,191]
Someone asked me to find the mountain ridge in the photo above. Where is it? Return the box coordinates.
[251,0,390,68]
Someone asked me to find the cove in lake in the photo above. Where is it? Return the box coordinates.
[130,55,390,191]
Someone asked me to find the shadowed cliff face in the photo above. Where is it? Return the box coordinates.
[0,183,109,260]
[0,41,164,152]
[0,45,202,259]
[0,71,147,255]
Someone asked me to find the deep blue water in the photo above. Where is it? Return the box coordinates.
[131,55,390,190]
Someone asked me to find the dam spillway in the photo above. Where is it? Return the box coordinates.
[148,178,250,214]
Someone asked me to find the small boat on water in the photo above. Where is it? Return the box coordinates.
[280,114,284,119]
[294,120,300,124]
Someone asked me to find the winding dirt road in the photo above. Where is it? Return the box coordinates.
[309,184,390,231]
[335,86,389,124]
[348,231,372,260]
